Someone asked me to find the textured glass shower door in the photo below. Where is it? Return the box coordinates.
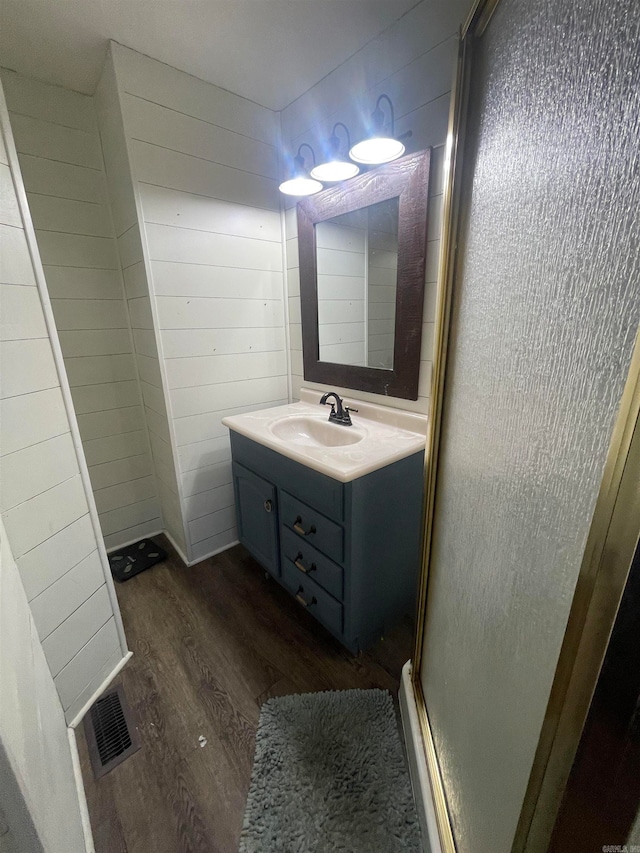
[419,1,640,852]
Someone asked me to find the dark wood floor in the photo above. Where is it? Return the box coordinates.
[77,536,413,853]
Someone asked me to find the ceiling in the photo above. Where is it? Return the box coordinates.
[0,0,421,111]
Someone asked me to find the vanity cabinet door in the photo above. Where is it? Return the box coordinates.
[232,462,280,577]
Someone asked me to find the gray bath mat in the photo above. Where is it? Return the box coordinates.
[239,689,422,853]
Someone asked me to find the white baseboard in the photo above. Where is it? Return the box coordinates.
[65,650,135,849]
[67,727,95,853]
[106,529,163,554]
[105,527,238,569]
[399,661,441,853]
[65,651,134,851]
[105,528,190,567]
[67,651,133,729]
[187,539,239,566]
[161,529,190,566]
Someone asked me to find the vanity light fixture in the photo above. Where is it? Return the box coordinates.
[310,122,360,182]
[349,94,406,165]
[278,143,323,196]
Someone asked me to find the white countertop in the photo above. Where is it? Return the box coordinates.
[222,388,427,483]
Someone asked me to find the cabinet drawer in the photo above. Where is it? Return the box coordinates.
[282,559,343,637]
[279,491,344,564]
[280,526,343,601]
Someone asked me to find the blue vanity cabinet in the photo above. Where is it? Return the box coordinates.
[229,430,424,654]
[232,461,280,578]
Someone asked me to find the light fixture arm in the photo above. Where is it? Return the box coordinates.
[373,94,396,136]
[329,122,351,154]
[295,142,316,170]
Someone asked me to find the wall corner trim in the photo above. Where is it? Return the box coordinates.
[162,529,191,567]
[399,661,442,853]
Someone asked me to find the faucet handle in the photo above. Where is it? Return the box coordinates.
[342,406,358,426]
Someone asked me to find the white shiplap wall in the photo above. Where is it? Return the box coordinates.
[367,203,399,369]
[281,0,469,413]
[108,43,288,563]
[316,212,367,366]
[1,69,162,551]
[95,52,187,558]
[0,80,128,723]
[0,515,88,853]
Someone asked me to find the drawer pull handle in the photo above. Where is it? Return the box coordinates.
[293,516,316,536]
[295,587,317,608]
[294,553,316,575]
[263,500,272,513]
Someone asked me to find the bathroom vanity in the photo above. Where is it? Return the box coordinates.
[223,390,426,654]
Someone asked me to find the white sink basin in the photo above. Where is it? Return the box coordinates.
[269,415,365,448]
[222,390,427,482]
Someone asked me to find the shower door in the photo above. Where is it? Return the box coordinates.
[416,1,640,852]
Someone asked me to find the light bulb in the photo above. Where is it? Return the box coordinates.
[349,137,405,165]
[278,176,323,196]
[310,160,360,182]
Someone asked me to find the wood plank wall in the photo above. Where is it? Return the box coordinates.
[281,0,470,413]
[1,69,163,551]
[0,516,86,852]
[95,53,187,558]
[110,43,288,563]
[367,204,399,369]
[316,212,367,366]
[0,81,126,722]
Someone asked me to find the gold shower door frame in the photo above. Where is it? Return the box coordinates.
[411,1,640,850]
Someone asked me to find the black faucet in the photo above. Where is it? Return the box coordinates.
[319,391,358,427]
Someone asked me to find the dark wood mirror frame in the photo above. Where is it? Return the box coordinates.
[297,148,431,400]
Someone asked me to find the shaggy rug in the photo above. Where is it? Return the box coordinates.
[239,689,422,853]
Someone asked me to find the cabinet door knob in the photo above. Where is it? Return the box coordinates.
[263,499,272,513]
[293,516,316,536]
[295,587,317,608]
[294,553,316,575]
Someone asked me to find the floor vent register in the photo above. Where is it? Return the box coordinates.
[84,685,141,779]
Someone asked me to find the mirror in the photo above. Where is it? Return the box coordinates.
[316,198,398,370]
[297,149,431,400]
